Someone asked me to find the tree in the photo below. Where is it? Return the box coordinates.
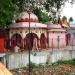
[33,7,49,23]
[0,0,24,28]
[0,0,19,28]
[0,0,75,28]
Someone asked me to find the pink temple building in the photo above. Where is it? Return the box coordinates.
[8,11,67,51]
[47,23,66,48]
[0,3,75,70]
[9,11,48,51]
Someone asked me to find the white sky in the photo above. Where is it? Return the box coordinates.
[61,1,75,20]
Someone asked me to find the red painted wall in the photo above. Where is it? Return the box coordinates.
[0,38,4,53]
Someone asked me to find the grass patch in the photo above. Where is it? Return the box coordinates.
[52,59,75,66]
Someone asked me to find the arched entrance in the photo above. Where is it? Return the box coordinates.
[11,33,22,49]
[66,33,71,46]
[40,33,47,49]
[25,33,38,50]
[73,33,75,45]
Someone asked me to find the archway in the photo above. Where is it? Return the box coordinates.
[11,33,22,49]
[73,33,75,45]
[66,33,71,46]
[25,33,38,50]
[40,33,47,49]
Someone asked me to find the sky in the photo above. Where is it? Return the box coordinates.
[61,1,75,20]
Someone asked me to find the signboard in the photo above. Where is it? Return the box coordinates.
[0,38,4,53]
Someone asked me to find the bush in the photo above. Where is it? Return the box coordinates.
[53,59,75,66]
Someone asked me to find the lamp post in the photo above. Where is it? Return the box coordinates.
[28,11,31,75]
[23,0,31,75]
[27,1,31,75]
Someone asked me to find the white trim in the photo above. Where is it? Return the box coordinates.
[10,22,47,28]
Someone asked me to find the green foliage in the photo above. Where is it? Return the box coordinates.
[46,61,49,65]
[39,11,50,23]
[0,0,75,28]
[44,0,67,12]
[33,7,49,23]
[27,62,38,69]
[53,59,75,66]
[0,0,20,28]
[0,0,26,28]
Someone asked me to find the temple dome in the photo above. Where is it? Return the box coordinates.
[47,22,62,29]
[16,12,39,23]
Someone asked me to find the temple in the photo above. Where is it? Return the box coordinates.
[0,10,75,51]
[0,4,75,69]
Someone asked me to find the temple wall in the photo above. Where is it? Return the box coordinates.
[48,32,66,48]
[6,52,48,69]
[5,50,75,69]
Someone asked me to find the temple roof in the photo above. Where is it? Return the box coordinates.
[47,23,62,29]
[47,23,66,32]
[10,11,48,28]
[16,12,39,23]
[10,22,47,28]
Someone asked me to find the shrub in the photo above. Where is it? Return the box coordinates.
[53,59,75,66]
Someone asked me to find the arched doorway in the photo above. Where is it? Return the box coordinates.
[25,33,38,50]
[40,33,47,49]
[66,33,71,46]
[73,33,75,45]
[11,33,22,49]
